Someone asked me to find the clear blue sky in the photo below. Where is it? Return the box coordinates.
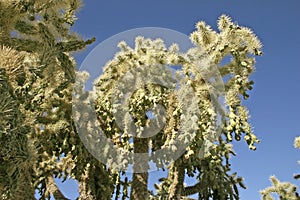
[55,1,300,199]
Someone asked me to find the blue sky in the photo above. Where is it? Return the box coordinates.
[55,1,300,199]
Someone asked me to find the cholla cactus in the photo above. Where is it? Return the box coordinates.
[260,137,300,200]
[93,15,262,199]
[260,176,300,200]
[0,1,114,199]
[294,137,300,149]
[1,1,262,198]
[0,47,35,199]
